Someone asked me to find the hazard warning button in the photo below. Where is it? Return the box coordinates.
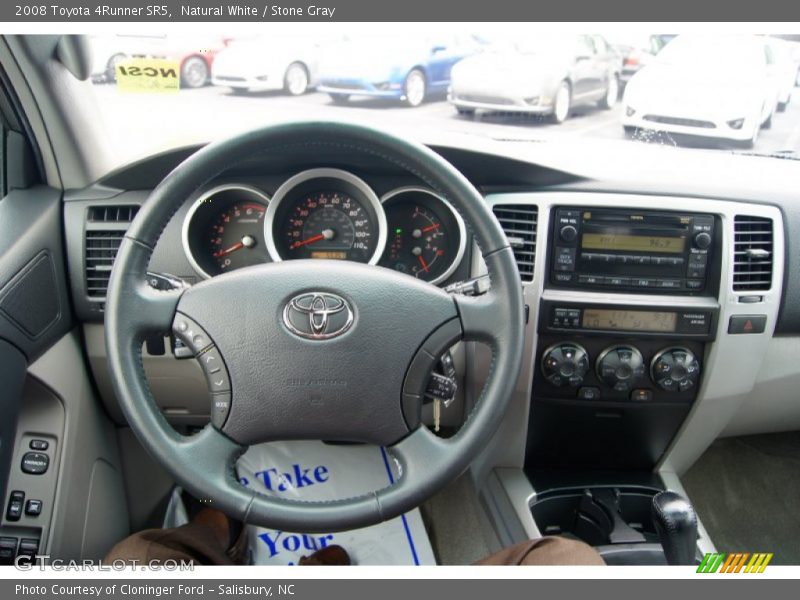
[728,315,767,334]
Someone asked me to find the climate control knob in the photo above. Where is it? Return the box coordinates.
[596,345,645,392]
[651,347,701,392]
[541,343,590,387]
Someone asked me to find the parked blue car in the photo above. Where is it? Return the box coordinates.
[317,36,482,107]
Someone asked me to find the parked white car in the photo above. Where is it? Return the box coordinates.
[211,37,320,96]
[622,35,780,147]
[448,35,621,123]
[766,37,796,110]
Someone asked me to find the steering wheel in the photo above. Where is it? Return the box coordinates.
[105,122,524,532]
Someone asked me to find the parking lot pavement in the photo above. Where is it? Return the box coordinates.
[93,84,800,162]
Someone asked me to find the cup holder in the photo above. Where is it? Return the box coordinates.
[530,486,662,547]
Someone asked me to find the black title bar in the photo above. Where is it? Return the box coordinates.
[3,0,800,22]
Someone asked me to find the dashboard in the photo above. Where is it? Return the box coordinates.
[57,139,800,502]
[180,168,465,285]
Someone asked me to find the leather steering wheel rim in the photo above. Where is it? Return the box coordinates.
[105,121,525,532]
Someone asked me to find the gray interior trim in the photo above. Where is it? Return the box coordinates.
[0,339,26,504]
[0,377,65,559]
[480,468,541,548]
[0,185,72,361]
[0,36,60,187]
[27,330,128,559]
[1,35,114,188]
[721,336,800,437]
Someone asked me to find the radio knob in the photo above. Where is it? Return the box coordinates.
[693,231,712,250]
[541,343,590,387]
[651,347,701,392]
[596,345,645,392]
[559,225,578,243]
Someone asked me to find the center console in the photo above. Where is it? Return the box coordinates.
[471,189,783,566]
[525,207,721,472]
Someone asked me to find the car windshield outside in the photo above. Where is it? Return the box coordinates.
[87,27,800,168]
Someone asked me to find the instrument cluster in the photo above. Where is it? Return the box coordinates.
[182,168,467,284]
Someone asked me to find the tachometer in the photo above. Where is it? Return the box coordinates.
[183,185,271,278]
[266,169,386,264]
[380,187,466,284]
[208,201,267,273]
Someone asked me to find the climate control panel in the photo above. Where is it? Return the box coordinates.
[651,347,701,392]
[541,343,590,388]
[536,337,703,403]
[595,345,646,392]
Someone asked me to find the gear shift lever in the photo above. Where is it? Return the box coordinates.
[652,490,698,565]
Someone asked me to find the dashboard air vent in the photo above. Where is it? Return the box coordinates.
[88,205,139,222]
[85,230,125,298]
[491,204,538,282]
[733,215,773,292]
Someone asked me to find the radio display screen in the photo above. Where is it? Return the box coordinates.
[581,233,685,254]
[582,309,677,332]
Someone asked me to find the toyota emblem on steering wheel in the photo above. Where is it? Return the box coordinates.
[283,292,355,340]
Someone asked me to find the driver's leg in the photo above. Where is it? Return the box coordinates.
[104,507,349,566]
[474,537,605,566]
[105,508,240,566]
[106,509,602,566]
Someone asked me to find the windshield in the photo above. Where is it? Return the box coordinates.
[87,28,800,166]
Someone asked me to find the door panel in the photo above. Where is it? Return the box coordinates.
[0,128,73,514]
[0,185,72,360]
[0,339,25,503]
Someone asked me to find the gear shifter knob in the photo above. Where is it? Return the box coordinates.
[652,490,698,565]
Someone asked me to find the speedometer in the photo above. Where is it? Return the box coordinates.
[266,169,387,264]
[282,191,376,261]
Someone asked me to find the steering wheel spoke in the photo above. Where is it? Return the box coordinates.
[454,291,506,343]
[454,247,523,344]
[131,284,184,333]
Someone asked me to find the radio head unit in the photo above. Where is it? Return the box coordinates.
[550,207,716,294]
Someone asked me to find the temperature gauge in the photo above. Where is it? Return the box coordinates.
[380,188,465,285]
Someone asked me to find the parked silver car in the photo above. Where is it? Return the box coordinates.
[448,34,621,123]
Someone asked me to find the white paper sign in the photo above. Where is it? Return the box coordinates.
[235,441,436,566]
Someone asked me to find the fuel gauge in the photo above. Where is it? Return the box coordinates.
[381,187,466,285]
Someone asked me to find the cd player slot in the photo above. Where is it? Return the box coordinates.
[550,207,716,295]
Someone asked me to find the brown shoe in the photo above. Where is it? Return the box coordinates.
[298,545,351,565]
[192,507,247,564]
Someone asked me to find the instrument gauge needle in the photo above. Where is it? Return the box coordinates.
[213,235,257,258]
[291,228,335,249]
